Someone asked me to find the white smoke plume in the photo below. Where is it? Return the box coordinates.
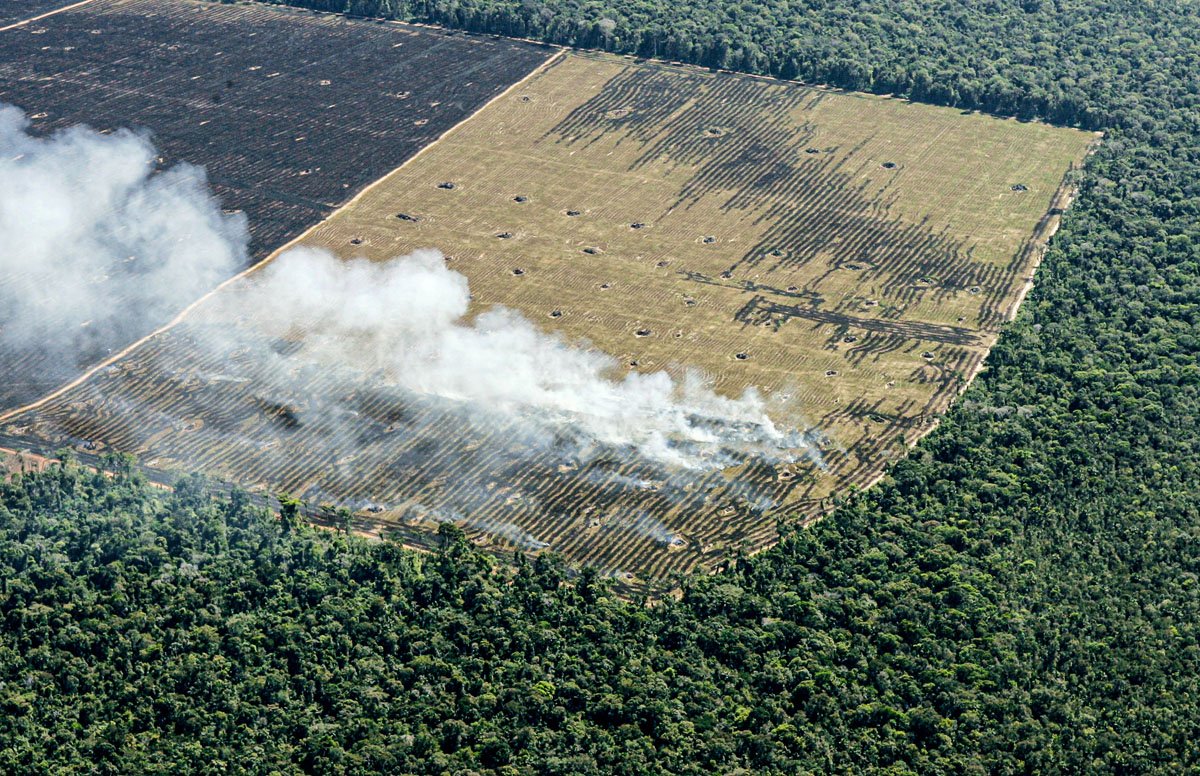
[217,246,805,470]
[0,101,809,485]
[0,103,246,361]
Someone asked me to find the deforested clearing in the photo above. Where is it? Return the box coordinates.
[4,50,1096,591]
[0,0,551,410]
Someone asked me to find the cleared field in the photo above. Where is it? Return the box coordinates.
[0,0,550,409]
[4,51,1095,589]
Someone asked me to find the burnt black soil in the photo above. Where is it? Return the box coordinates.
[0,0,78,27]
[0,0,549,409]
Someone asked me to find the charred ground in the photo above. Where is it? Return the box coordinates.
[0,0,550,408]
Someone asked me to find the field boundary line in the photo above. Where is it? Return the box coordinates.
[1002,135,1102,321]
[771,139,1102,539]
[0,47,564,426]
[271,1,1092,142]
[0,0,101,32]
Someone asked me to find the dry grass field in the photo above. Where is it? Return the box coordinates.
[3,51,1096,590]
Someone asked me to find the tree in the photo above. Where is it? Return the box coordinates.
[277,492,303,532]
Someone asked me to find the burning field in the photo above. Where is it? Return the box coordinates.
[0,0,551,409]
[1,29,1095,589]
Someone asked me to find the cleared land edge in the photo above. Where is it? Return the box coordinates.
[772,132,1104,539]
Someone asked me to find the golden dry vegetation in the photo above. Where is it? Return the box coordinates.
[4,51,1096,589]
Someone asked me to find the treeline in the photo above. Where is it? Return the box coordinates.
[252,0,1193,130]
[1,442,1196,773]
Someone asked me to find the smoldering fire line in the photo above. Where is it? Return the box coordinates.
[205,245,811,471]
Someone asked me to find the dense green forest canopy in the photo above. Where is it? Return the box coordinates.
[2,0,1200,771]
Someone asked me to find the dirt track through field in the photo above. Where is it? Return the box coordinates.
[0,0,97,31]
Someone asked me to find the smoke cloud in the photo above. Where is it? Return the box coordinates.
[3,103,813,547]
[0,103,246,364]
[214,246,805,470]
